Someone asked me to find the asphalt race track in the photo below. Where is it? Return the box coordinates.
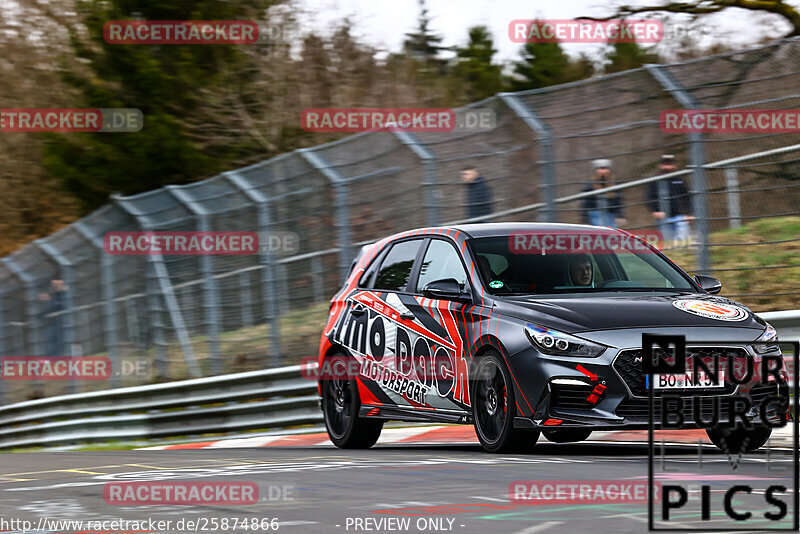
[0,439,796,534]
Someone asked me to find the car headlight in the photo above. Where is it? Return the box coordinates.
[753,322,779,354]
[524,324,606,357]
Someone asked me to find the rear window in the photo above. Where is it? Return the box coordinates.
[372,240,423,291]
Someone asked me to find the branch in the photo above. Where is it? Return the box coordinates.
[583,0,800,36]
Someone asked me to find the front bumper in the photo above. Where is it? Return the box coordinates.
[508,343,789,431]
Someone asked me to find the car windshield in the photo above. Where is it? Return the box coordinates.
[469,231,695,295]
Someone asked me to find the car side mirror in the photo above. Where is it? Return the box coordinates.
[422,278,471,302]
[694,274,722,295]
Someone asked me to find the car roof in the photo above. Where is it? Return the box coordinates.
[450,222,620,238]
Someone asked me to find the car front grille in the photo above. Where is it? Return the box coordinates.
[615,382,787,423]
[613,346,748,397]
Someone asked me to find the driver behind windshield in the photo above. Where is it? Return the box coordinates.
[569,255,594,287]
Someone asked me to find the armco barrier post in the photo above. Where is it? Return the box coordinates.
[239,269,254,327]
[299,148,353,282]
[276,262,288,316]
[166,186,222,376]
[74,221,121,388]
[1,257,44,395]
[393,130,441,227]
[725,166,742,229]
[113,195,201,378]
[311,254,324,303]
[645,64,711,273]
[0,289,6,404]
[224,171,282,363]
[498,93,557,223]
[144,260,168,379]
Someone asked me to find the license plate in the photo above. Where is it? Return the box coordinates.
[648,371,726,389]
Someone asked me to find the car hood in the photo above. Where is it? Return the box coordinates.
[494,292,767,334]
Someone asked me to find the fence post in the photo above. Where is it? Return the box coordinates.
[393,130,440,226]
[311,255,324,303]
[299,148,353,282]
[1,257,43,396]
[1,258,42,357]
[276,262,288,315]
[113,195,201,378]
[74,221,121,387]
[34,240,79,393]
[0,289,6,404]
[725,167,742,229]
[240,270,253,327]
[166,186,222,376]
[645,64,711,273]
[124,297,141,349]
[144,259,167,379]
[224,171,282,363]
[498,93,557,223]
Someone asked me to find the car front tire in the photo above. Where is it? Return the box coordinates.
[472,351,538,453]
[322,353,383,449]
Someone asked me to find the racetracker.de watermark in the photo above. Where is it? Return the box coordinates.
[104,481,259,505]
[509,230,663,254]
[509,19,663,43]
[0,108,142,132]
[661,109,800,133]
[104,231,259,255]
[509,480,661,504]
[104,20,287,45]
[1,356,111,380]
[105,20,258,44]
[300,108,496,133]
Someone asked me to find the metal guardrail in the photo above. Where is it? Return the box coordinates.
[0,363,320,449]
[0,310,798,450]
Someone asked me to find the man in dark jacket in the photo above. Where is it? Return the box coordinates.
[40,279,67,357]
[461,166,493,219]
[581,159,626,228]
[647,154,693,244]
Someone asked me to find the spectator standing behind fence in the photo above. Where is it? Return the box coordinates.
[461,166,493,219]
[581,159,626,228]
[647,154,694,245]
[39,279,66,357]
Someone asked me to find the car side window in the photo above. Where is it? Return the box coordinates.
[373,239,423,291]
[358,248,383,288]
[416,239,468,292]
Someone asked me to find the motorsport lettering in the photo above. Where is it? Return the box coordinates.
[361,358,428,404]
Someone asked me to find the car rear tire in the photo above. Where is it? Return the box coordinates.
[706,425,772,454]
[322,353,383,449]
[472,351,538,453]
[543,429,592,443]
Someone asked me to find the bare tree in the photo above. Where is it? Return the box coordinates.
[0,0,80,255]
[611,1,800,37]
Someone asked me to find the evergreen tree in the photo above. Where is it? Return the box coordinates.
[402,0,446,69]
[451,26,502,101]
[604,42,660,73]
[511,40,574,91]
[43,0,271,212]
[568,53,596,81]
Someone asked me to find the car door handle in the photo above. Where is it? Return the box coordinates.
[400,312,415,320]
